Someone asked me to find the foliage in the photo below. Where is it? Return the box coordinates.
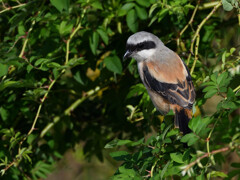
[0,0,240,179]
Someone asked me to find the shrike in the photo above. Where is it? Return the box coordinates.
[124,31,195,135]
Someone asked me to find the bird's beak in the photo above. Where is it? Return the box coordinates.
[123,50,132,61]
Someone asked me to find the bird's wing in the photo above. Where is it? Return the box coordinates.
[142,57,195,109]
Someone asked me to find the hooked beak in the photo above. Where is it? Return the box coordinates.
[123,50,132,61]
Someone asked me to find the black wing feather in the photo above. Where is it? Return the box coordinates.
[143,65,194,109]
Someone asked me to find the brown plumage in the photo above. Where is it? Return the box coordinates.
[124,31,196,135]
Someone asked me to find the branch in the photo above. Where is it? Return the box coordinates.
[0,2,26,14]
[198,1,220,10]
[233,85,240,93]
[177,1,200,47]
[40,86,108,138]
[19,20,36,58]
[182,146,231,173]
[187,1,222,73]
[65,5,88,64]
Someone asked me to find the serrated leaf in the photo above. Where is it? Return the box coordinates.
[217,72,228,85]
[210,73,217,82]
[202,86,217,93]
[170,153,184,163]
[104,55,122,74]
[204,89,218,98]
[189,116,212,135]
[181,133,199,146]
[50,0,70,13]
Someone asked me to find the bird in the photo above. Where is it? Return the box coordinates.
[123,31,195,135]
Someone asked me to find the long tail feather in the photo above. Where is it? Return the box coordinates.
[175,109,191,135]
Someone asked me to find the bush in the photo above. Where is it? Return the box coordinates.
[0,0,239,179]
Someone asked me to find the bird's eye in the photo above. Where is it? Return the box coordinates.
[138,43,144,50]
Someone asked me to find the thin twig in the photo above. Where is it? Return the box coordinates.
[183,146,231,172]
[40,86,107,138]
[19,20,36,58]
[177,1,200,47]
[187,1,222,70]
[198,1,220,10]
[190,35,199,75]
[0,3,26,14]
[233,85,240,93]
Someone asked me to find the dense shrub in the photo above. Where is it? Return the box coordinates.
[0,0,239,179]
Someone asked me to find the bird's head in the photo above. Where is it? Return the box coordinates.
[123,31,163,62]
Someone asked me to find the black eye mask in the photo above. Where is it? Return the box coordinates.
[126,40,156,52]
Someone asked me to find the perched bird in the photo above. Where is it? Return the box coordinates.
[124,31,195,135]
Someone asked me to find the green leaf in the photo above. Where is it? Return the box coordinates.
[222,0,233,11]
[181,133,199,146]
[0,107,9,122]
[170,153,184,163]
[189,116,212,135]
[96,28,109,45]
[50,0,70,13]
[207,171,228,178]
[121,3,135,12]
[110,151,131,161]
[126,83,146,99]
[149,3,158,17]
[157,9,169,22]
[222,101,237,109]
[202,86,217,93]
[161,161,170,179]
[67,57,86,68]
[59,21,73,35]
[0,80,23,92]
[73,71,84,85]
[89,31,99,55]
[210,73,217,83]
[136,0,151,7]
[104,55,122,74]
[0,63,8,78]
[217,72,228,85]
[91,1,103,10]
[46,62,61,68]
[105,138,143,148]
[135,5,148,20]
[108,139,132,148]
[34,58,51,66]
[204,89,218,98]
[127,9,138,32]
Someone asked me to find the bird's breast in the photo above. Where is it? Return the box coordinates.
[137,61,170,114]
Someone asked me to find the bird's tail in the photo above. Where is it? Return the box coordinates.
[174,109,191,135]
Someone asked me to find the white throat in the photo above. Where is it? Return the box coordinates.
[133,49,156,62]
